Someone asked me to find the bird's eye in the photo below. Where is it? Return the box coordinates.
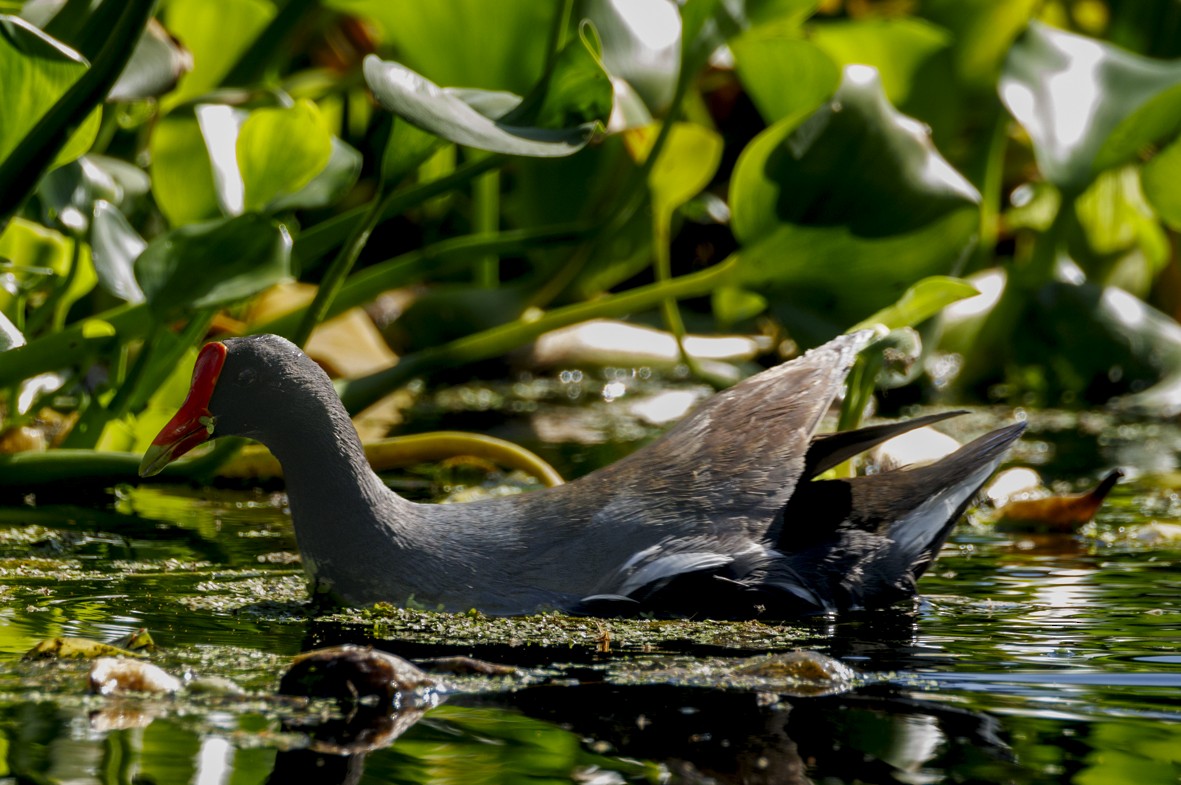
[238,368,256,385]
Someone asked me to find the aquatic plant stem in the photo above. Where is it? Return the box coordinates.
[473,168,500,287]
[338,255,740,413]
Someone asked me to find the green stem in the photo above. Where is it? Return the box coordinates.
[473,169,500,287]
[292,183,391,349]
[339,255,739,413]
[0,302,151,388]
[972,107,1009,272]
[545,0,574,70]
[258,222,593,338]
[293,153,506,270]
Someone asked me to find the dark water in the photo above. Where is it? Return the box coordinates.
[2,410,1181,784]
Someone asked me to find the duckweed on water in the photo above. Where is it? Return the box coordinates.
[327,603,813,652]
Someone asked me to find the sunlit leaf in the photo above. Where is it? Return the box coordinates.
[1000,22,1181,194]
[0,15,100,167]
[641,122,723,213]
[731,31,838,124]
[237,99,333,213]
[730,65,980,341]
[134,214,292,318]
[269,136,362,212]
[1071,166,1169,295]
[852,276,978,331]
[921,0,1038,88]
[1142,135,1181,230]
[712,286,767,326]
[325,0,551,93]
[0,308,23,351]
[90,200,146,303]
[0,216,96,315]
[164,0,274,105]
[810,18,951,107]
[363,57,591,157]
[149,112,221,226]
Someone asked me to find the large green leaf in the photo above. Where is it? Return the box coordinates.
[731,31,838,124]
[134,214,292,318]
[149,112,221,226]
[0,15,99,167]
[164,0,274,105]
[325,0,551,93]
[237,99,333,213]
[729,65,980,339]
[1000,22,1181,195]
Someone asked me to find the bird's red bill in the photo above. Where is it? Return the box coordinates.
[138,341,227,477]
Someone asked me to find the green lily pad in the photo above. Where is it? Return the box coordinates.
[729,65,979,340]
[1000,21,1181,195]
[134,213,292,318]
[0,15,100,168]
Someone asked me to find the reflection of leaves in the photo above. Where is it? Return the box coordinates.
[1000,22,1181,194]
[134,214,292,319]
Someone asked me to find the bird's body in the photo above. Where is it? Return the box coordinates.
[141,331,1023,617]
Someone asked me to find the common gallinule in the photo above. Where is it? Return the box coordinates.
[139,331,1024,617]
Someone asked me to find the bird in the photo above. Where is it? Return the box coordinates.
[139,331,1024,618]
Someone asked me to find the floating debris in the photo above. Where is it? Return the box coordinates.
[89,658,181,695]
[995,469,1124,533]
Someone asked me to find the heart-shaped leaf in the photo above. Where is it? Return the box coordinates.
[1000,22,1181,194]
[134,213,292,318]
[149,112,221,226]
[237,99,333,213]
[107,18,192,102]
[730,65,980,341]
